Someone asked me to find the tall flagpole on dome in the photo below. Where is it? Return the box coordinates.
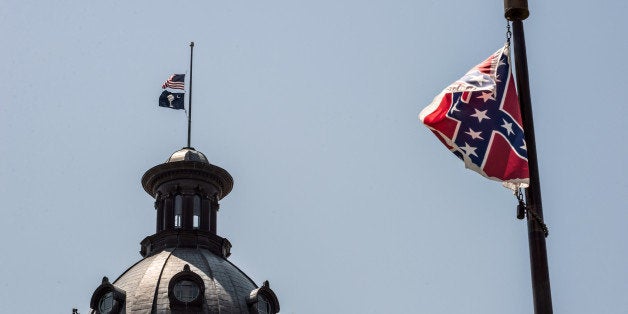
[503,1,553,313]
[187,41,194,148]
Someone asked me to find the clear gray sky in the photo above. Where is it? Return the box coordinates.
[2,1,627,313]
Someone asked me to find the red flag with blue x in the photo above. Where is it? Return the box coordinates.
[419,44,529,188]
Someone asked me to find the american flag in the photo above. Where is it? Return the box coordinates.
[419,44,529,188]
[162,74,185,90]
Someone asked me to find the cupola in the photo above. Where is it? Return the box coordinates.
[139,147,234,258]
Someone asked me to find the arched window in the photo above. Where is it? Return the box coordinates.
[193,195,201,229]
[174,195,183,228]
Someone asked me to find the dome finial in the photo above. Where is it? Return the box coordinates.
[167,147,209,163]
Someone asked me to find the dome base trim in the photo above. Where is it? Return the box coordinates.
[140,230,232,258]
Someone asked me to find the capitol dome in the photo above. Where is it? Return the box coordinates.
[89,148,279,313]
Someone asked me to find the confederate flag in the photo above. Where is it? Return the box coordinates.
[419,44,529,188]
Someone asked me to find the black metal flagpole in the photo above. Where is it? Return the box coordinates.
[187,41,194,148]
[504,1,553,313]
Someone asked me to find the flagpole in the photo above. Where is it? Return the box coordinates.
[504,1,553,314]
[188,41,194,148]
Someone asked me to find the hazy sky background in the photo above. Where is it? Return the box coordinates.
[2,1,627,313]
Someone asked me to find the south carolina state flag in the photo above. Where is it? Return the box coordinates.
[419,44,529,188]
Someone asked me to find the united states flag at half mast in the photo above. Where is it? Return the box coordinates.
[162,74,185,90]
[419,44,529,187]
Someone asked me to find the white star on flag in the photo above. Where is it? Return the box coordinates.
[471,109,490,122]
[477,91,495,102]
[501,119,514,135]
[461,142,478,157]
[465,128,484,140]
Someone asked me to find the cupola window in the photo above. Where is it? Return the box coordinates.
[193,195,201,229]
[174,195,183,228]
